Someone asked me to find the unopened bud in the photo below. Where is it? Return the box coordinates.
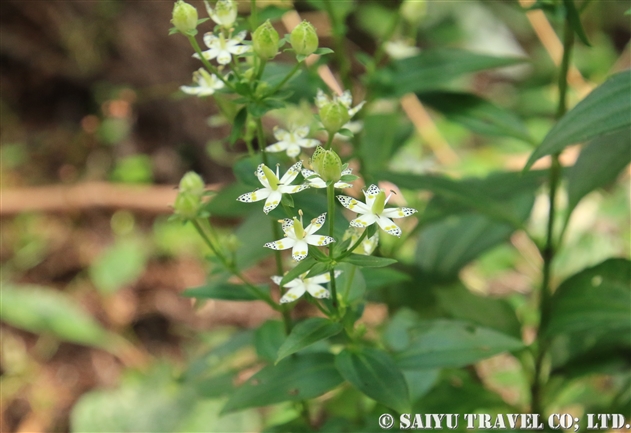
[205,0,237,29]
[401,0,426,26]
[252,20,279,60]
[174,192,201,219]
[319,101,350,134]
[179,171,205,196]
[172,0,198,34]
[312,146,342,183]
[290,21,318,57]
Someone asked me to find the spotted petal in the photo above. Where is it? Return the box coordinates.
[280,218,294,235]
[263,190,283,214]
[280,284,306,303]
[237,188,271,203]
[305,284,330,299]
[255,164,271,188]
[305,235,335,247]
[381,207,418,219]
[337,195,370,213]
[280,161,302,184]
[291,240,309,261]
[363,184,381,207]
[376,216,401,237]
[305,213,326,235]
[350,213,378,228]
[264,237,295,250]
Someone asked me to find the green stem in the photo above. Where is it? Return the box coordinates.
[324,133,334,150]
[256,117,269,165]
[323,0,351,90]
[187,35,236,92]
[250,0,258,29]
[336,229,368,260]
[266,61,302,97]
[326,183,339,314]
[191,220,278,309]
[531,15,575,422]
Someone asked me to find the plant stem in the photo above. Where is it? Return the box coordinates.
[266,61,302,97]
[250,0,258,29]
[336,229,368,260]
[191,220,278,309]
[531,15,575,422]
[324,133,334,150]
[326,183,339,314]
[323,0,351,90]
[187,35,236,92]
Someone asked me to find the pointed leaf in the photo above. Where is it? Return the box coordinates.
[182,282,268,301]
[525,71,631,170]
[276,318,342,363]
[222,353,343,413]
[340,254,397,268]
[335,348,410,413]
[255,320,286,362]
[394,320,525,370]
[563,0,591,46]
[567,128,631,212]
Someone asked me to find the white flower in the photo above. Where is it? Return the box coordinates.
[265,126,320,158]
[272,270,342,303]
[343,227,379,255]
[180,68,225,96]
[337,184,418,237]
[383,40,420,60]
[301,167,353,189]
[315,89,365,120]
[194,31,251,65]
[205,0,237,29]
[236,162,309,214]
[264,212,335,261]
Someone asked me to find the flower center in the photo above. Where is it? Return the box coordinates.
[371,190,387,215]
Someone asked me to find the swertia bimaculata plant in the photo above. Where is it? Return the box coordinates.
[169,0,418,416]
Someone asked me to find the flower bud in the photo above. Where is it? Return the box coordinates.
[171,0,198,34]
[401,0,426,26]
[206,0,237,29]
[311,146,342,183]
[290,21,318,57]
[319,101,350,134]
[174,192,201,219]
[252,20,279,60]
[179,171,205,196]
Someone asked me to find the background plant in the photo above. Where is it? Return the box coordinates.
[1,0,629,431]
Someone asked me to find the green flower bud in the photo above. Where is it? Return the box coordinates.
[207,0,237,29]
[252,20,279,60]
[290,21,319,57]
[174,192,201,219]
[319,101,350,134]
[311,146,342,183]
[179,171,205,196]
[401,0,426,26]
[171,0,198,34]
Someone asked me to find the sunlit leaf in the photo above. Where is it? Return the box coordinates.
[276,318,342,363]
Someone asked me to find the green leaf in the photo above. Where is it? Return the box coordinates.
[562,0,591,46]
[378,171,527,229]
[228,107,248,146]
[1,285,115,350]
[182,282,267,301]
[335,348,410,413]
[340,254,397,268]
[525,71,631,170]
[222,353,343,413]
[89,238,147,294]
[280,257,317,286]
[359,114,413,174]
[305,261,331,278]
[372,49,526,97]
[418,91,533,143]
[394,320,525,370]
[314,47,334,55]
[403,369,440,403]
[434,283,522,339]
[276,318,342,363]
[335,263,366,303]
[543,258,631,338]
[362,267,411,291]
[566,128,631,212]
[255,320,286,363]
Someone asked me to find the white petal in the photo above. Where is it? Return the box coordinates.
[298,138,319,149]
[263,190,282,214]
[381,207,418,219]
[280,161,302,184]
[337,195,370,213]
[280,284,306,303]
[232,30,247,44]
[333,181,352,189]
[271,276,283,285]
[266,142,289,153]
[255,164,271,189]
[281,218,294,235]
[376,216,401,237]
[236,188,271,203]
[286,144,301,158]
[180,86,201,95]
[273,127,289,141]
[341,168,353,176]
[264,237,295,250]
[305,212,326,235]
[350,213,378,228]
[203,33,218,48]
[307,270,342,285]
[291,240,309,261]
[305,283,330,299]
[278,184,309,194]
[229,44,251,55]
[216,50,232,65]
[348,100,366,118]
[338,90,353,108]
[307,178,326,188]
[363,184,381,208]
[315,89,328,108]
[305,235,335,247]
[294,125,309,138]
